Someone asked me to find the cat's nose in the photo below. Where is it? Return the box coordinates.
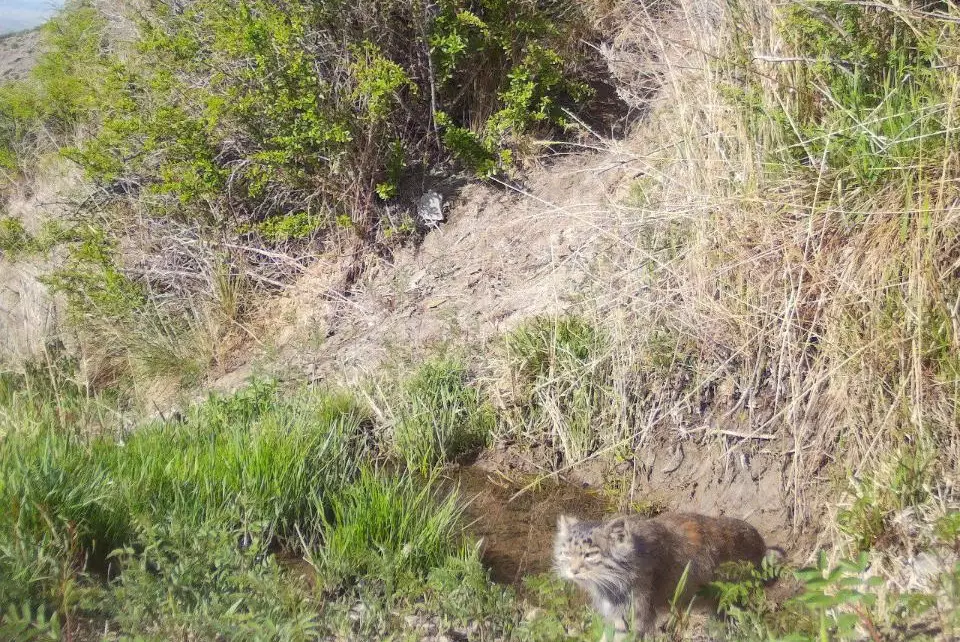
[570,562,582,574]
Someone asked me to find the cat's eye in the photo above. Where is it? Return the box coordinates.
[585,551,600,561]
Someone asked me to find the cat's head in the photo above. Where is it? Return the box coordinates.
[553,515,633,590]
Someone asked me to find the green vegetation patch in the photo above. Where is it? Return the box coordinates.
[389,356,494,474]
[0,373,487,637]
[505,314,614,462]
[724,0,959,189]
[0,2,116,177]
[54,0,600,237]
[782,1,956,184]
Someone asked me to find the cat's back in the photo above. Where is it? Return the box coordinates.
[651,512,766,566]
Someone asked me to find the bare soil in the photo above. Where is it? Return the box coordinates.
[259,152,639,384]
[0,29,40,83]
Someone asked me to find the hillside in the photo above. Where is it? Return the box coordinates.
[1,0,959,640]
[0,29,41,83]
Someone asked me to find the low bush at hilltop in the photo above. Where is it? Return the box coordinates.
[17,0,603,243]
[0,0,611,391]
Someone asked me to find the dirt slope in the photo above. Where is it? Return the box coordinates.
[0,29,40,83]
[268,153,638,384]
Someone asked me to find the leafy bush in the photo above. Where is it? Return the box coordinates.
[0,0,607,392]
[43,226,145,327]
[0,1,116,177]
[0,217,75,260]
[0,0,610,396]
[0,216,33,257]
[0,82,40,172]
[66,0,600,239]
[707,548,960,641]
[42,223,224,388]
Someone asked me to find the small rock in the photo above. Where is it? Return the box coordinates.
[417,191,445,226]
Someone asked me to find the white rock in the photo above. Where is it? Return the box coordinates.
[417,191,445,226]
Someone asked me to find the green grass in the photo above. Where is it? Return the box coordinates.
[384,356,494,474]
[109,382,368,540]
[313,468,468,593]
[837,443,937,552]
[728,0,960,189]
[504,314,614,463]
[0,379,367,612]
[0,369,485,637]
[101,518,322,641]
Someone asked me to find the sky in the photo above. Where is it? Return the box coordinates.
[1,0,62,34]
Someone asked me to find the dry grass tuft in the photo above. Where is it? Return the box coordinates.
[504,0,960,561]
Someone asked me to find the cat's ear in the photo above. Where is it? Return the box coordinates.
[604,517,628,544]
[557,514,578,534]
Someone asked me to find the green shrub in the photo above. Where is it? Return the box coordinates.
[65,0,599,237]
[429,1,592,175]
[0,217,77,260]
[0,1,116,178]
[707,550,960,642]
[0,81,41,172]
[43,226,146,328]
[33,2,115,129]
[41,223,219,387]
[2,0,607,394]
[241,210,325,243]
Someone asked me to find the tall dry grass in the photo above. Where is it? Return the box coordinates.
[516,0,960,563]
